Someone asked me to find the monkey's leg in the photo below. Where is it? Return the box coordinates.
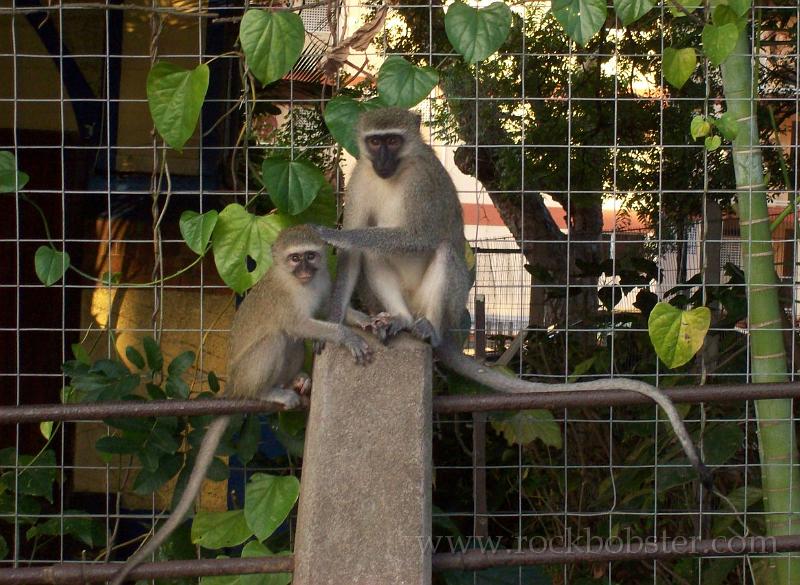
[259,386,302,409]
[408,242,455,347]
[362,254,416,342]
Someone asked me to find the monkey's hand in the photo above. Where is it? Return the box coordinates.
[313,340,326,355]
[310,225,342,246]
[369,312,408,344]
[342,332,373,365]
[411,317,442,347]
[291,373,312,396]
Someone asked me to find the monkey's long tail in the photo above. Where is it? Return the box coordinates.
[109,416,231,585]
[435,344,713,490]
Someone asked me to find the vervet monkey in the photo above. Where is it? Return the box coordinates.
[110,225,371,585]
[314,107,712,488]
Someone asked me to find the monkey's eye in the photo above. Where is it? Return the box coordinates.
[289,254,302,263]
[367,136,382,148]
[305,251,317,261]
[386,135,401,147]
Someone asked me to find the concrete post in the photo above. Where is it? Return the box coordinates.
[293,334,432,585]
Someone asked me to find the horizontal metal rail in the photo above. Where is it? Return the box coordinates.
[3,535,800,583]
[1,382,799,424]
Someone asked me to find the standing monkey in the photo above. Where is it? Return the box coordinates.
[314,107,712,487]
[110,225,371,585]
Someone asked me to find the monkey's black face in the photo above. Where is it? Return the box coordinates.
[365,133,405,179]
[287,250,320,284]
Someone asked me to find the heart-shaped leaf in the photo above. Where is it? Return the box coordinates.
[712,5,747,30]
[690,115,711,139]
[211,204,285,293]
[324,96,386,157]
[147,62,209,152]
[714,112,739,141]
[728,0,750,17]
[240,9,305,86]
[377,56,439,108]
[0,151,29,192]
[490,410,563,448]
[261,157,326,215]
[705,135,722,151]
[445,1,512,64]
[614,0,654,26]
[35,246,70,286]
[180,210,218,255]
[702,23,739,66]
[191,510,251,549]
[551,0,607,47]
[648,302,711,368]
[663,47,696,89]
[244,473,300,541]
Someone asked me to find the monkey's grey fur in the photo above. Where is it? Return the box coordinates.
[315,107,712,488]
[110,225,371,585]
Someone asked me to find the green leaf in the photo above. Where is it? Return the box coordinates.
[142,336,164,372]
[180,210,218,255]
[39,421,54,441]
[613,0,654,26]
[147,62,209,152]
[704,424,744,465]
[35,246,70,286]
[702,23,739,66]
[668,0,701,17]
[705,135,722,151]
[728,0,750,17]
[648,302,711,368]
[0,151,29,192]
[550,0,607,47]
[191,509,252,549]
[712,5,747,30]
[324,96,385,157]
[208,371,221,393]
[96,435,140,455]
[211,203,285,293]
[241,542,292,585]
[690,115,711,139]
[71,343,91,365]
[0,449,57,502]
[261,157,327,216]
[244,473,300,541]
[236,415,261,466]
[714,112,739,141]
[377,57,439,108]
[168,350,195,378]
[125,346,145,370]
[239,9,305,86]
[445,1,512,64]
[27,514,106,548]
[133,452,183,495]
[663,47,696,89]
[490,410,563,449]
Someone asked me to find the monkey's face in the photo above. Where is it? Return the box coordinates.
[364,133,405,179]
[286,249,322,285]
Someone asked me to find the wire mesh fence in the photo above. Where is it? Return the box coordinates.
[0,1,799,584]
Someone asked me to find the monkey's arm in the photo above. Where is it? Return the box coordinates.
[314,226,440,254]
[328,250,361,324]
[288,318,372,364]
[435,344,712,490]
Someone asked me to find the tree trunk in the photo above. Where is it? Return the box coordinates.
[720,27,800,584]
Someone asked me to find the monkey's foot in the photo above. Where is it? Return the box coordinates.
[291,373,312,396]
[259,386,302,410]
[411,317,442,347]
[369,312,407,344]
[312,340,326,355]
[343,333,373,365]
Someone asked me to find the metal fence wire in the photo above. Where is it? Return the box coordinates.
[1,1,799,584]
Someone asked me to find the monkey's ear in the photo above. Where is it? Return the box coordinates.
[412,112,422,130]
